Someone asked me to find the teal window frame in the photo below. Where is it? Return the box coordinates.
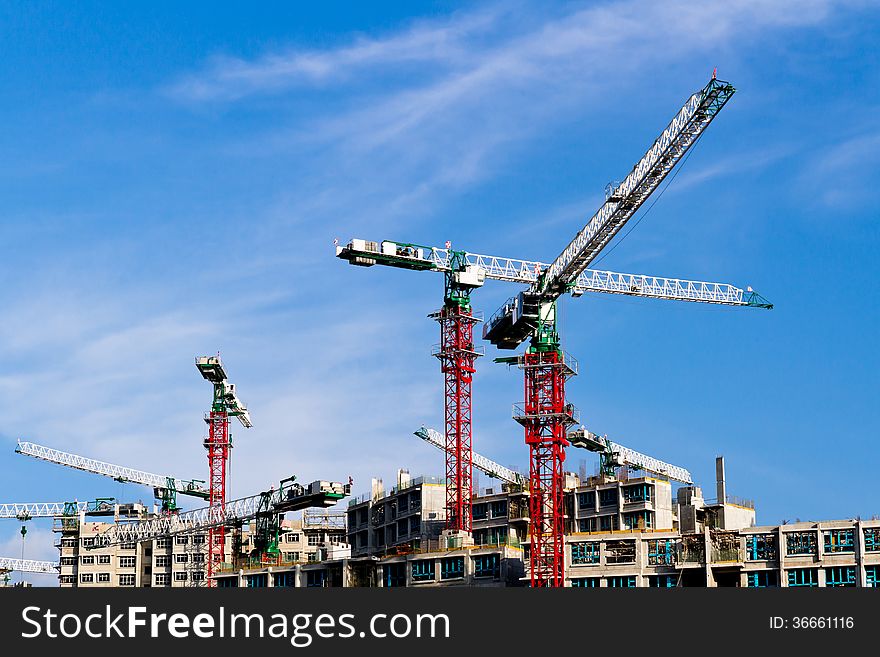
[825,566,856,587]
[823,529,854,554]
[440,556,465,580]
[571,542,600,565]
[787,568,818,587]
[866,565,880,587]
[571,577,600,588]
[473,554,500,579]
[747,571,778,588]
[607,575,637,588]
[411,559,435,582]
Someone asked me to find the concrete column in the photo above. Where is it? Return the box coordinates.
[715,456,726,505]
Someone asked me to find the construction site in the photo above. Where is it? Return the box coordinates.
[2,75,877,590]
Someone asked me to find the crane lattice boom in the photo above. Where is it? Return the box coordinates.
[567,427,693,484]
[539,78,736,297]
[415,426,526,487]
[15,440,209,500]
[336,239,770,308]
[0,557,59,574]
[90,479,350,548]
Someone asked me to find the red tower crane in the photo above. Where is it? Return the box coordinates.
[195,355,252,585]
[339,76,772,586]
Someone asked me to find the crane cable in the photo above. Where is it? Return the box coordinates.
[591,129,707,269]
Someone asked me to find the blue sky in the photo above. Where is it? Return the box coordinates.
[1,1,878,575]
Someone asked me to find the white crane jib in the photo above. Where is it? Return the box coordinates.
[15,440,210,511]
[414,426,526,488]
[0,557,59,574]
[567,427,693,485]
[0,500,115,520]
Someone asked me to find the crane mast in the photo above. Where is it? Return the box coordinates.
[196,355,252,585]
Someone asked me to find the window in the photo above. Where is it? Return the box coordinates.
[472,504,488,520]
[785,532,817,556]
[59,575,76,584]
[571,577,600,587]
[193,553,205,564]
[490,501,508,518]
[174,572,187,582]
[119,574,136,586]
[120,542,136,550]
[285,533,301,543]
[155,574,170,586]
[60,538,77,548]
[60,557,76,566]
[864,528,880,552]
[598,488,618,507]
[306,570,327,588]
[156,538,172,549]
[155,555,171,568]
[119,556,137,568]
[622,511,653,530]
[622,484,652,504]
[787,568,818,587]
[410,517,421,534]
[175,536,189,545]
[192,572,205,582]
[473,554,500,579]
[82,537,95,548]
[440,556,465,580]
[81,555,94,565]
[747,571,778,588]
[284,552,300,562]
[411,560,435,582]
[599,515,619,532]
[577,491,596,509]
[192,534,206,545]
[605,540,636,564]
[825,566,856,587]
[216,577,237,588]
[578,518,597,533]
[98,554,111,565]
[175,554,189,564]
[866,566,880,588]
[823,529,854,554]
[384,563,406,588]
[274,572,296,588]
[307,534,321,546]
[607,576,637,588]
[80,573,94,583]
[571,542,600,565]
[648,575,678,588]
[746,534,777,561]
[97,573,110,583]
[647,539,676,566]
[246,574,268,588]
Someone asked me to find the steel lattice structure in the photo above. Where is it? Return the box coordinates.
[0,557,59,574]
[90,479,349,547]
[339,75,770,587]
[15,440,209,511]
[0,502,85,519]
[433,305,482,531]
[415,426,526,487]
[196,355,252,586]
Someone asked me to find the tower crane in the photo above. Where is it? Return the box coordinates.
[195,355,252,583]
[15,440,208,513]
[339,75,771,587]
